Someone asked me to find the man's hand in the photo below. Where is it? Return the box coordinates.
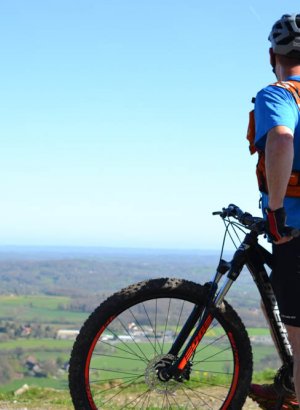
[265,207,292,244]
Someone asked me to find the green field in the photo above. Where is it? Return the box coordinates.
[0,295,275,331]
[0,334,278,393]
[0,294,279,396]
[0,338,73,351]
[0,386,73,409]
[0,294,88,325]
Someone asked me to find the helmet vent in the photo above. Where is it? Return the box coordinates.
[269,14,300,56]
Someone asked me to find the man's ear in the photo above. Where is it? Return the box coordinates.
[269,48,276,71]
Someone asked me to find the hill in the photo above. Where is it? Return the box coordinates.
[0,246,266,326]
[0,245,278,397]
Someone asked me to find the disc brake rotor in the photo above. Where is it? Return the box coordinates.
[145,354,179,393]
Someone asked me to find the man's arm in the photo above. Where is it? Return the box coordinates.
[265,125,294,243]
[265,125,294,210]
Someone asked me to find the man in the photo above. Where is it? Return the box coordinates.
[249,14,300,410]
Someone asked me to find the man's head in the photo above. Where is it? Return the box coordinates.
[269,14,300,77]
[269,14,300,58]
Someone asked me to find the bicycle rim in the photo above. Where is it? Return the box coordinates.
[83,296,241,409]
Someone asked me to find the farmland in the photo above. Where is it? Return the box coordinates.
[0,293,279,394]
[0,246,280,408]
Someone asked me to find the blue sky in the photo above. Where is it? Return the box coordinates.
[1,0,299,249]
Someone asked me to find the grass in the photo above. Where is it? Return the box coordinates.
[0,293,280,408]
[0,377,68,393]
[0,369,277,409]
[0,334,277,390]
[0,338,73,351]
[0,336,74,393]
[0,373,275,409]
[247,328,271,336]
[0,294,87,325]
[0,386,73,409]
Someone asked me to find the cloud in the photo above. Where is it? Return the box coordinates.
[249,4,263,24]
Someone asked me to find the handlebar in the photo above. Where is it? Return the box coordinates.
[213,204,300,238]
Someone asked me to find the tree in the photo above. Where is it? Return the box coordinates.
[0,356,15,384]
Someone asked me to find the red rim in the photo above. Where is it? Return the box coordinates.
[82,313,241,409]
[221,331,240,409]
[84,315,115,410]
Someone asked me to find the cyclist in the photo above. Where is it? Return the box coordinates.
[249,13,300,410]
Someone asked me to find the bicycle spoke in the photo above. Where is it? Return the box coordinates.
[180,381,224,407]
[100,330,149,363]
[178,388,211,409]
[128,304,160,355]
[196,345,232,363]
[174,300,185,341]
[161,298,172,353]
[115,315,150,362]
[194,333,228,354]
[142,301,163,354]
[93,352,143,361]
[70,282,251,409]
[90,367,143,377]
[120,388,152,409]
[90,375,143,388]
[100,374,144,405]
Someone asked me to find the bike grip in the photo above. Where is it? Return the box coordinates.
[227,204,243,219]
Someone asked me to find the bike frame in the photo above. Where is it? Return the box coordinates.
[163,229,293,380]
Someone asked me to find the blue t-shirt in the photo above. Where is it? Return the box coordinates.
[254,75,300,229]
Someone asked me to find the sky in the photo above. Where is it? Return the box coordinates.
[0,0,299,250]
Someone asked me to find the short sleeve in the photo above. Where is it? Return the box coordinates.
[254,85,298,151]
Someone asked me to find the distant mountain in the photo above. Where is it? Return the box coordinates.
[0,246,265,327]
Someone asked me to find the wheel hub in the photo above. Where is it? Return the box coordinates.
[145,354,179,393]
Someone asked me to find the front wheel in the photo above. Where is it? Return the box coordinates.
[69,278,252,409]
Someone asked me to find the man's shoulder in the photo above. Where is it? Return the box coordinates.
[256,82,296,105]
[257,77,300,98]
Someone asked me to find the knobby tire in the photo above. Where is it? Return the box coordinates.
[69,278,252,409]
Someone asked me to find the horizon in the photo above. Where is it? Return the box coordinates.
[0,243,223,254]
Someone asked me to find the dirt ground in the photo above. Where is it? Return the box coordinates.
[0,397,261,410]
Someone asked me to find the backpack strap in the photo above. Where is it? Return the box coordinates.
[270,80,300,108]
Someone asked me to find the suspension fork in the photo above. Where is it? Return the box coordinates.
[167,260,228,358]
[163,239,251,379]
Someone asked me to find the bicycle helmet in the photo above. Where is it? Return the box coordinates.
[269,14,300,57]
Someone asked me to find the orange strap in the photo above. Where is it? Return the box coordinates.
[286,171,300,197]
[271,80,300,108]
[247,80,300,197]
[246,110,256,155]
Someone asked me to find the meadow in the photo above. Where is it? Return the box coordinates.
[0,244,280,409]
[0,294,279,396]
[0,294,88,325]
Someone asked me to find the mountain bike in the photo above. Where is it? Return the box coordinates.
[69,204,300,409]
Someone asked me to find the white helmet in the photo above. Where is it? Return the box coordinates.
[269,14,300,57]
